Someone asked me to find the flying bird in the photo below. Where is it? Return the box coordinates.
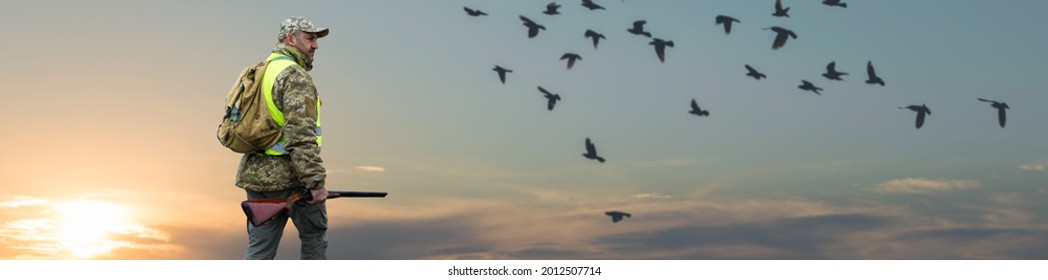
[822,0,847,8]
[561,53,582,70]
[519,15,546,38]
[650,38,674,63]
[689,99,710,117]
[798,80,823,95]
[538,86,561,111]
[628,20,652,37]
[715,15,740,35]
[581,0,605,10]
[463,7,488,17]
[745,64,767,80]
[492,65,512,84]
[584,29,606,49]
[977,98,1009,128]
[822,61,848,81]
[865,61,885,86]
[543,2,562,15]
[773,0,791,17]
[583,138,606,163]
[765,26,797,50]
[900,104,932,129]
[605,211,632,223]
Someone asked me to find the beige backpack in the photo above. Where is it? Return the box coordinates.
[217,60,281,153]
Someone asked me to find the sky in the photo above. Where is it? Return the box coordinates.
[1,0,1047,260]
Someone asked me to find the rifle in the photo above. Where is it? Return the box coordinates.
[241,188,388,227]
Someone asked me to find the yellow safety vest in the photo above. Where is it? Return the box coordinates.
[261,53,322,156]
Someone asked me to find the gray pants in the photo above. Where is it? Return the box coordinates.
[243,188,328,260]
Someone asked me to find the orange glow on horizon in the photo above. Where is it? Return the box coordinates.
[0,198,178,259]
[55,200,136,258]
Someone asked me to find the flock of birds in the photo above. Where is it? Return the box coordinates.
[463,0,1013,223]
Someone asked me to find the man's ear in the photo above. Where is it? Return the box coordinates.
[285,33,296,46]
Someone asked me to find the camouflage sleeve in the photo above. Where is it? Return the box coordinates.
[275,66,326,188]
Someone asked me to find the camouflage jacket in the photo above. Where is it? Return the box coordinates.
[236,43,326,192]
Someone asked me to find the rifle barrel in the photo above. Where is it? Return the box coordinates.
[328,191,388,198]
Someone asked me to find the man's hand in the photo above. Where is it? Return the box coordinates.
[308,184,328,204]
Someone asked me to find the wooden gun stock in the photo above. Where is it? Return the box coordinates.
[241,189,388,227]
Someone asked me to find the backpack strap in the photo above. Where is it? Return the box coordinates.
[261,54,299,126]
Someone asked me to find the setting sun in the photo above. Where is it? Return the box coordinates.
[0,195,184,259]
[55,200,135,258]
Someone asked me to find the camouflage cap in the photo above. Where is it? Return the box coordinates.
[278,16,330,41]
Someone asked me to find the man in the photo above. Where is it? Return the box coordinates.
[236,16,330,260]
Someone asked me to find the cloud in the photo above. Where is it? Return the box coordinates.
[356,166,386,172]
[991,193,1020,205]
[0,198,188,260]
[7,193,1036,260]
[1018,163,1045,172]
[599,214,895,259]
[875,177,981,194]
[314,217,489,260]
[303,193,905,260]
[0,197,49,208]
[980,208,1034,226]
[633,193,671,199]
[6,185,1042,260]
[630,159,695,169]
[889,228,1048,259]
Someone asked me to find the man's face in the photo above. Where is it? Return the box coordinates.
[287,32,319,60]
